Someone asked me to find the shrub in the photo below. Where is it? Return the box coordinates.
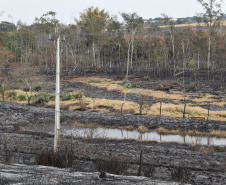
[34,86,42,91]
[115,75,124,80]
[123,80,129,88]
[61,94,73,101]
[18,94,27,101]
[72,92,83,100]
[123,80,136,89]
[36,149,75,168]
[23,87,30,92]
[143,164,155,177]
[176,87,183,91]
[0,174,10,184]
[171,165,190,183]
[95,156,127,175]
[131,83,137,88]
[7,91,17,100]
[79,98,87,111]
[49,94,55,101]
[156,83,170,91]
[32,92,49,105]
[187,85,196,92]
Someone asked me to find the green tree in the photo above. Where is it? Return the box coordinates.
[107,16,121,33]
[148,23,161,37]
[0,21,16,32]
[12,63,39,104]
[16,21,37,64]
[120,12,143,112]
[33,11,59,34]
[32,11,60,70]
[78,7,109,66]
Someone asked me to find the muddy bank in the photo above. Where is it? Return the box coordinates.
[0,102,225,132]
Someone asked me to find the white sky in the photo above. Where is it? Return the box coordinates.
[1,0,226,25]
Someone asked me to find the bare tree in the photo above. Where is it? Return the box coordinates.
[162,14,177,78]
[197,0,223,79]
[121,12,144,67]
[12,64,39,104]
[121,39,131,113]
[137,94,148,115]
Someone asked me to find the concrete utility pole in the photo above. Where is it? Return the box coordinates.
[54,36,60,152]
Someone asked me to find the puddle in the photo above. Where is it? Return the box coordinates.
[62,127,226,146]
[25,125,226,146]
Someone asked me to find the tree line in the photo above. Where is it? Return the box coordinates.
[0,0,226,81]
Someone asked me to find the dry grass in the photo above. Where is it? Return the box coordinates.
[138,126,150,133]
[15,89,27,94]
[138,89,184,102]
[188,130,206,137]
[208,130,226,138]
[125,125,135,131]
[47,98,84,111]
[0,89,27,103]
[149,102,226,121]
[2,76,226,123]
[160,22,203,28]
[47,100,73,110]
[190,141,197,148]
[70,77,123,92]
[86,98,139,114]
[198,147,215,154]
[156,127,226,138]
[70,76,226,107]
[47,91,226,121]
[16,126,24,132]
[156,127,182,135]
[159,20,226,28]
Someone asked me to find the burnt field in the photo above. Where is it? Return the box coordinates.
[0,75,226,184]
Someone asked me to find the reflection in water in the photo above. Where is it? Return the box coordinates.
[24,124,226,146]
[62,127,226,146]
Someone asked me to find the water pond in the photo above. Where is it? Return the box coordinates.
[24,124,226,146]
[62,127,226,146]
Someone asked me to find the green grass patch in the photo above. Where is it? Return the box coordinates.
[7,91,17,100]
[18,94,27,101]
[61,92,83,101]
[49,94,55,101]
[61,94,73,101]
[88,80,101,83]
